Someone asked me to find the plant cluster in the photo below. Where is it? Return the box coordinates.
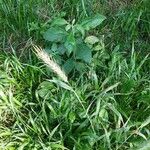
[0,0,150,150]
[43,14,106,74]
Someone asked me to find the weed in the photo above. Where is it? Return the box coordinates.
[0,0,150,149]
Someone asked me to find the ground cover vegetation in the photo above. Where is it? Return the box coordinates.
[0,0,150,149]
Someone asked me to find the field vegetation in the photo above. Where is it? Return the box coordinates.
[0,0,150,149]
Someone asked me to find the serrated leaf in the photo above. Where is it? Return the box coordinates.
[64,33,76,55]
[81,14,106,30]
[63,58,75,74]
[76,43,92,63]
[85,36,99,45]
[43,27,67,42]
[51,18,68,26]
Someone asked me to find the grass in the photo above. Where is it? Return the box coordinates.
[0,0,150,149]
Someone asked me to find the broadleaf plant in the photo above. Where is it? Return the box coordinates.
[43,14,106,74]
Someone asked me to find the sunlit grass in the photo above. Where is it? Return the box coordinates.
[0,0,149,149]
[0,44,149,149]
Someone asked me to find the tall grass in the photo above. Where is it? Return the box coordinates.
[0,0,150,149]
[0,44,149,149]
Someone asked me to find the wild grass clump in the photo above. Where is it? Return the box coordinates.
[0,0,150,149]
[0,44,149,149]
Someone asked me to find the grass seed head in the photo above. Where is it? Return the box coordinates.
[33,45,68,83]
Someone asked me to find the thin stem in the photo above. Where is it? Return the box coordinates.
[81,0,88,17]
[72,89,95,133]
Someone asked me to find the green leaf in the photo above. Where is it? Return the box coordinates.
[121,79,135,93]
[57,44,67,55]
[51,18,68,26]
[0,89,7,101]
[37,81,54,99]
[99,108,108,120]
[49,79,73,91]
[65,24,71,31]
[94,44,102,51]
[49,124,60,140]
[63,58,75,74]
[85,36,99,45]
[18,142,29,150]
[43,27,67,42]
[51,143,68,150]
[51,43,57,52]
[139,116,150,129]
[81,14,106,30]
[132,139,150,150]
[75,24,85,37]
[102,82,120,93]
[76,43,92,63]
[64,33,76,55]
[75,62,86,72]
[69,112,76,123]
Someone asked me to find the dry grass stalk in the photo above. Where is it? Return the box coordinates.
[33,45,68,83]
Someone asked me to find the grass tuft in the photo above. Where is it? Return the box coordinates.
[0,0,149,149]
